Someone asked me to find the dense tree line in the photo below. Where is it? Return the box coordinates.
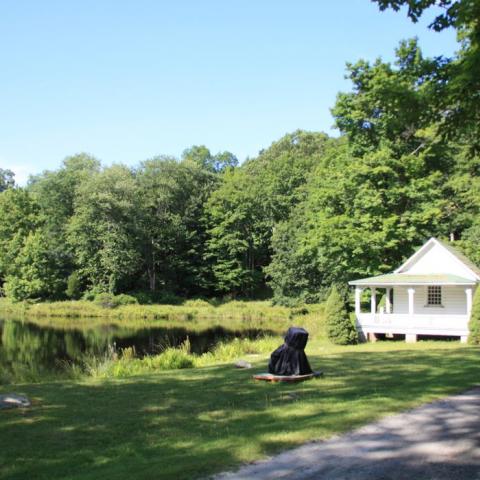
[0,0,479,304]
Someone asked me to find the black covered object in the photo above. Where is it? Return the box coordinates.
[268,327,313,376]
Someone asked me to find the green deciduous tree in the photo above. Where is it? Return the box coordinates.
[0,189,41,289]
[68,165,141,294]
[205,131,334,296]
[372,0,480,153]
[4,229,67,301]
[332,38,447,160]
[28,154,101,232]
[0,169,15,192]
[136,156,216,295]
[267,144,445,303]
[182,145,238,173]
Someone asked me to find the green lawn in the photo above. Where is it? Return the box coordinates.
[1,341,479,480]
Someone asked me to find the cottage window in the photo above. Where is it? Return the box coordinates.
[427,286,442,306]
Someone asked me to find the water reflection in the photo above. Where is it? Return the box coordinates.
[0,318,274,384]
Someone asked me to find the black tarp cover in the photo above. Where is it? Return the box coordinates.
[268,327,313,376]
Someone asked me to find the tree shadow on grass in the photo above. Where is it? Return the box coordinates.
[1,348,480,480]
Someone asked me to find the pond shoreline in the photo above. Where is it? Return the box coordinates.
[0,298,320,320]
[0,300,324,384]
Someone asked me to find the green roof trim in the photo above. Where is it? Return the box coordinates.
[349,273,477,286]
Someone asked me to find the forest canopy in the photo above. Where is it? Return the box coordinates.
[1,0,479,304]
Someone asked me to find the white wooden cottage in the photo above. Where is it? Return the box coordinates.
[349,238,480,343]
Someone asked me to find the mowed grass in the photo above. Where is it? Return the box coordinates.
[1,341,479,480]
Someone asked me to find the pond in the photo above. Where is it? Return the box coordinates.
[0,316,277,384]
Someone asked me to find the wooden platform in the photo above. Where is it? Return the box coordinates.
[253,371,323,383]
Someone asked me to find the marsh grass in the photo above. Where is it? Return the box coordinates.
[0,298,319,325]
[83,336,282,378]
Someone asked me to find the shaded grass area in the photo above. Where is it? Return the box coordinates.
[1,342,479,480]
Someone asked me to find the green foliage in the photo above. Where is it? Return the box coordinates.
[333,38,441,158]
[0,168,15,192]
[468,287,480,345]
[94,293,138,309]
[129,290,183,305]
[29,153,101,233]
[66,271,82,299]
[324,286,357,345]
[0,188,41,283]
[27,154,101,295]
[67,164,141,294]
[181,145,238,173]
[92,341,195,378]
[373,0,480,154]
[94,293,120,309]
[84,336,280,378]
[115,294,139,306]
[267,143,445,302]
[135,156,216,295]
[4,229,67,301]
[205,131,335,296]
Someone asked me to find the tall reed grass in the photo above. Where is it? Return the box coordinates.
[82,335,283,379]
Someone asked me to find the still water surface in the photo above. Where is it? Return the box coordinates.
[0,317,275,384]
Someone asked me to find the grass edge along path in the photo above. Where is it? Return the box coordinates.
[1,341,479,480]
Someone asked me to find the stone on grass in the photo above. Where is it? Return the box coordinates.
[234,360,252,369]
[0,394,31,409]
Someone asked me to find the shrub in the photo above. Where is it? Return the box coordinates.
[115,294,138,306]
[182,299,212,308]
[93,293,138,309]
[129,290,183,305]
[325,286,357,345]
[155,291,183,305]
[94,293,119,309]
[82,286,105,301]
[468,287,480,344]
[129,291,153,304]
[66,272,82,299]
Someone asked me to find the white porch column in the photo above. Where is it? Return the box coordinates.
[370,287,377,314]
[355,287,363,314]
[386,288,392,314]
[407,288,415,315]
[465,287,473,316]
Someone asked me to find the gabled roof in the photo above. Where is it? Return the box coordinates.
[436,239,480,279]
[349,273,476,287]
[349,237,480,286]
[394,237,480,281]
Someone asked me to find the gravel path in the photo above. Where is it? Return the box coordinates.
[214,388,480,480]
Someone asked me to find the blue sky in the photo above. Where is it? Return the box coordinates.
[0,1,459,184]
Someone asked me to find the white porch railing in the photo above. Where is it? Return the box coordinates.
[356,313,469,337]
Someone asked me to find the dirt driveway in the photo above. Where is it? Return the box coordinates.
[214,388,480,480]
